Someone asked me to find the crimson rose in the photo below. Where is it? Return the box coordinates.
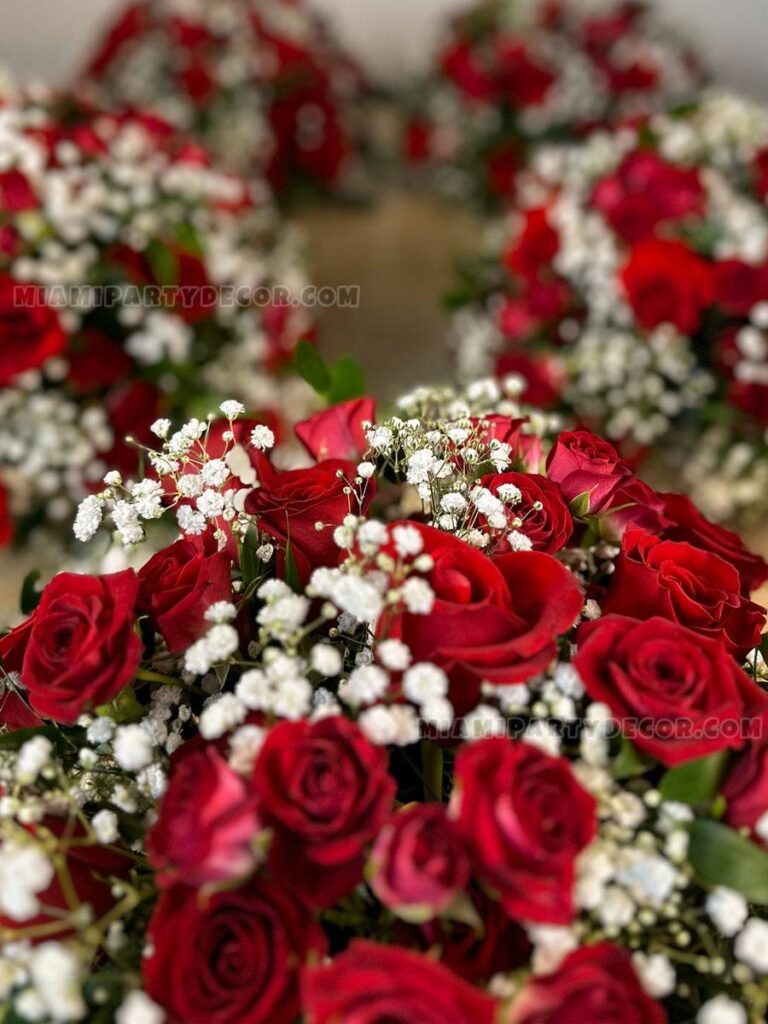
[603,531,765,658]
[479,471,573,553]
[302,939,499,1024]
[295,397,376,462]
[722,739,768,846]
[621,238,715,334]
[0,275,67,385]
[253,715,395,907]
[575,615,768,766]
[451,738,597,923]
[382,523,583,715]
[546,430,633,512]
[147,745,259,888]
[144,881,325,1024]
[0,570,140,724]
[509,942,667,1023]
[138,534,232,652]
[245,458,375,583]
[369,804,470,921]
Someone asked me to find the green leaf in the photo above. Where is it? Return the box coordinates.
[328,357,366,403]
[284,541,301,594]
[295,340,331,395]
[19,570,42,615]
[611,736,655,779]
[96,685,143,724]
[659,751,729,806]
[687,819,768,904]
[145,239,178,287]
[240,524,264,591]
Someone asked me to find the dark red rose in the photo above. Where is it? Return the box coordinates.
[144,880,325,1024]
[138,535,232,652]
[0,275,68,385]
[660,491,768,594]
[0,570,140,724]
[0,169,38,211]
[295,397,376,462]
[415,883,532,983]
[600,477,668,539]
[603,530,766,658]
[85,2,150,75]
[302,939,499,1024]
[451,738,597,924]
[478,471,573,553]
[496,350,565,408]
[592,150,704,243]
[147,745,258,888]
[486,141,523,198]
[504,207,560,280]
[381,523,583,715]
[714,259,768,316]
[253,716,395,907]
[441,41,495,101]
[67,329,132,392]
[405,117,433,163]
[245,458,375,583]
[369,804,470,920]
[754,147,768,201]
[0,818,129,941]
[103,379,164,478]
[0,480,12,548]
[509,942,667,1024]
[546,430,633,512]
[722,739,768,845]
[575,615,768,766]
[621,239,715,334]
[494,38,555,106]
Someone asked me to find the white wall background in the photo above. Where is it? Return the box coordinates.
[1,0,768,98]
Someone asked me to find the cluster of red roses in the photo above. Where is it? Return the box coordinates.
[81,0,365,199]
[1,390,767,1021]
[407,0,701,206]
[0,87,313,548]
[452,90,768,520]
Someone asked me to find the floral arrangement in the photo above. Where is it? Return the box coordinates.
[450,90,768,523]
[406,0,701,208]
[1,376,768,1023]
[80,0,365,202]
[0,87,313,548]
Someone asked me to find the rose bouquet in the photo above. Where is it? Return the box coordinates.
[406,0,701,209]
[1,375,768,1023]
[450,90,768,523]
[80,0,365,203]
[0,87,313,549]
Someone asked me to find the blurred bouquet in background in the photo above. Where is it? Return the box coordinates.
[450,90,768,523]
[1,378,768,1022]
[80,0,367,203]
[406,0,702,208]
[0,85,313,550]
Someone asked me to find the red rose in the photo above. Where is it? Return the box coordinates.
[103,379,164,478]
[0,480,12,548]
[245,458,375,583]
[722,739,768,845]
[147,745,258,888]
[382,524,582,715]
[0,570,141,724]
[495,350,565,408]
[137,535,232,652]
[441,41,496,101]
[451,738,597,923]
[67,329,133,392]
[592,151,704,243]
[504,207,560,280]
[714,259,768,316]
[369,804,470,920]
[494,39,555,106]
[295,397,376,462]
[575,615,768,766]
[253,716,395,907]
[0,168,38,211]
[510,942,667,1024]
[478,471,573,553]
[603,531,766,658]
[415,883,532,983]
[144,880,325,1024]
[600,478,668,540]
[660,491,768,594]
[546,430,633,512]
[302,939,499,1024]
[0,276,68,385]
[754,147,768,201]
[0,818,128,941]
[621,239,715,334]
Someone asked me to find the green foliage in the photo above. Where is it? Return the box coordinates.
[687,819,768,904]
[294,341,366,404]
